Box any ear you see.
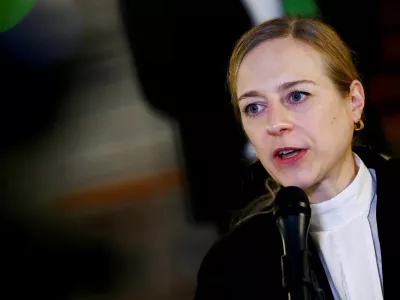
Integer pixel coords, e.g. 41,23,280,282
349,80,365,122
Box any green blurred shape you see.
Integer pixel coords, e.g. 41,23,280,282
0,0,37,32
282,0,318,16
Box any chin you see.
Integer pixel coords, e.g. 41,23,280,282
274,173,315,191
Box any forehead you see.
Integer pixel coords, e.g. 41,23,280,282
237,38,327,93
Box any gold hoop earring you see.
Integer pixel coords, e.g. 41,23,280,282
354,119,364,131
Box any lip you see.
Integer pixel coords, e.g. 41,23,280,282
273,148,307,165
273,147,304,157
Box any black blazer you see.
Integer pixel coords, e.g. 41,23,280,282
194,148,400,299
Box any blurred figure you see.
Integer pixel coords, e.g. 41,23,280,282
0,1,125,299
119,0,261,234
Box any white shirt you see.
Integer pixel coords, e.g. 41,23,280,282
309,154,383,300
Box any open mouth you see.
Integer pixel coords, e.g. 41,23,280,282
277,149,301,159
274,148,307,164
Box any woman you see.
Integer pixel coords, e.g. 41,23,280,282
194,17,400,300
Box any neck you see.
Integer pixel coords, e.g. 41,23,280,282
306,148,358,204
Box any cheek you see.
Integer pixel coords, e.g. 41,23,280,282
330,112,354,136
242,121,266,150
314,114,353,152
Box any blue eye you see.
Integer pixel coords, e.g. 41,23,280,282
289,91,309,103
245,104,264,116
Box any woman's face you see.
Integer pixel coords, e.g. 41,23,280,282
236,38,365,200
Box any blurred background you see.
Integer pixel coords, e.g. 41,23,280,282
0,0,399,299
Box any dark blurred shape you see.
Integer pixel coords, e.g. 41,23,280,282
0,0,82,67
0,41,71,153
316,0,390,154
368,0,400,154
0,208,125,300
0,51,71,154
119,0,256,233
0,0,82,152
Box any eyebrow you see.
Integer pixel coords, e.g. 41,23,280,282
238,80,316,101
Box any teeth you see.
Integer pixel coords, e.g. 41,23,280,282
279,149,295,155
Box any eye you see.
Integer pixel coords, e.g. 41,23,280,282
244,103,264,116
288,91,309,103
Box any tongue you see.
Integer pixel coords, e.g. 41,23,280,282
282,150,300,159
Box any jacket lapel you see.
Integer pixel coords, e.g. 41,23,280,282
309,237,335,299
356,147,399,299
372,155,398,299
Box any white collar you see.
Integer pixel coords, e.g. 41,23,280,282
310,153,374,232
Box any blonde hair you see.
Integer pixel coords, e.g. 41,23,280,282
229,17,363,228
231,177,280,228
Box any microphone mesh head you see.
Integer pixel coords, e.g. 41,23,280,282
274,186,311,218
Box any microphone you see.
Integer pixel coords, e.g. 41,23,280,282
273,186,315,300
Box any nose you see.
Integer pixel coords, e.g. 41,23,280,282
266,104,293,136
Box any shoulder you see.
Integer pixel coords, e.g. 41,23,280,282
355,147,400,212
374,155,400,180
197,212,278,271
355,147,400,195
354,146,400,173
194,213,284,299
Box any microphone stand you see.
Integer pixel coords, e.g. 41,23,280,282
273,186,327,300
280,249,326,300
